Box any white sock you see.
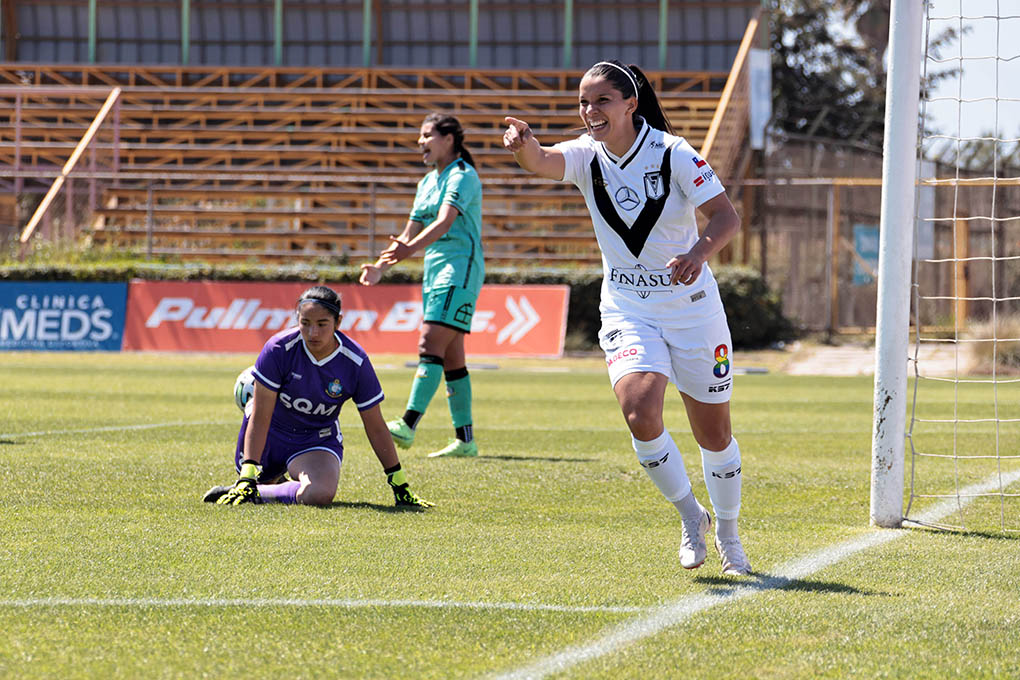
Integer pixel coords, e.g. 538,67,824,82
700,437,742,530
672,491,705,522
633,430,692,503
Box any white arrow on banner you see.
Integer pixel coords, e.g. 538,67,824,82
497,296,540,345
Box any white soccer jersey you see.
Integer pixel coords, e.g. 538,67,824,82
555,119,727,328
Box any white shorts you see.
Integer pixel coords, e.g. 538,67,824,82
598,311,734,403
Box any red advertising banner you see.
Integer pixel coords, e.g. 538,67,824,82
123,280,569,357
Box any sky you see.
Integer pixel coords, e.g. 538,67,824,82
922,0,1020,140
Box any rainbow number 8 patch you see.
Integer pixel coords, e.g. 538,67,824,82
713,344,730,378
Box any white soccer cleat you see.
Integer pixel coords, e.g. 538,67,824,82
678,507,711,569
714,536,752,576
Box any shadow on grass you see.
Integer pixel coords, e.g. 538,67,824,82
0,439,21,445
906,524,1020,542
471,455,596,463
330,500,428,513
695,573,889,597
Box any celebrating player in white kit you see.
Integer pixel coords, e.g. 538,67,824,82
503,59,750,575
204,285,432,509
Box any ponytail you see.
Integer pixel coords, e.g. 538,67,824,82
422,112,476,170
628,64,674,135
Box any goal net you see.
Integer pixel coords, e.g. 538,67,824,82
873,0,1020,532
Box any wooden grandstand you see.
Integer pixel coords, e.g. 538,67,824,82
4,50,758,264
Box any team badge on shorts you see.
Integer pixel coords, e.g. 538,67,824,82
326,379,343,398
713,344,731,378
454,302,474,326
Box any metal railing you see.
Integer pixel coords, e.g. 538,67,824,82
13,86,121,258
701,12,761,183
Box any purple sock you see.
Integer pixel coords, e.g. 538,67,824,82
257,481,300,504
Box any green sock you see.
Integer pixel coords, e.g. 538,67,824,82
406,355,444,417
445,368,473,439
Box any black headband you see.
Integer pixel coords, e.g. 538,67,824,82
297,297,341,315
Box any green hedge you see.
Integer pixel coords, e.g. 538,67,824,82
0,261,794,349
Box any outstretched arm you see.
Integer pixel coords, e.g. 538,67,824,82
378,204,460,267
502,116,566,180
360,219,424,285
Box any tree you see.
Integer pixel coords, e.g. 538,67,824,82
770,0,958,149
928,130,1020,172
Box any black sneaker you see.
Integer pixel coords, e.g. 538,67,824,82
202,485,231,503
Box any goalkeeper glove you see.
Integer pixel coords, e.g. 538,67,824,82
216,461,262,505
385,464,434,508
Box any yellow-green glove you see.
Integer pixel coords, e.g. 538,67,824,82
216,461,262,505
385,464,434,508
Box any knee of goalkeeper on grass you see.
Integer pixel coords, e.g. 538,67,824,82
204,285,433,509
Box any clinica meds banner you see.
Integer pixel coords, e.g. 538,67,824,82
0,282,128,351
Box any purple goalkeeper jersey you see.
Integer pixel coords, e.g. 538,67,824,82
251,327,384,436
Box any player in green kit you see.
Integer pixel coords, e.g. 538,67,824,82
360,113,484,458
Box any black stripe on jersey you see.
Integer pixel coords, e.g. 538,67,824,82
589,146,672,258
618,126,650,170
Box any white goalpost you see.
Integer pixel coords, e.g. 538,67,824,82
870,0,923,528
871,0,1020,532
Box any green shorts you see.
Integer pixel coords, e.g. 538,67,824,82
423,285,479,333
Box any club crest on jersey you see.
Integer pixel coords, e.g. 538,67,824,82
325,379,343,398
643,171,665,200
614,186,640,211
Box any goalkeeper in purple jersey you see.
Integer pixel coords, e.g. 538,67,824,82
204,285,432,508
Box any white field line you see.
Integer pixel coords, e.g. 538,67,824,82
2,422,881,439
489,467,1020,680
0,421,230,438
0,468,1014,672
0,597,643,615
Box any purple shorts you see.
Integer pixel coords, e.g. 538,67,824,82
234,414,344,481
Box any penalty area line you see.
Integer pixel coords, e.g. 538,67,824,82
0,597,644,615
488,467,1020,680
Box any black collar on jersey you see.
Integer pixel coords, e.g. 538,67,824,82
589,145,672,258
618,126,651,170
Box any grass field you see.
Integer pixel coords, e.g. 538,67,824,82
1,351,1019,679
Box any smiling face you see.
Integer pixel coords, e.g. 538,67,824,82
578,74,638,155
417,121,456,169
297,301,340,359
